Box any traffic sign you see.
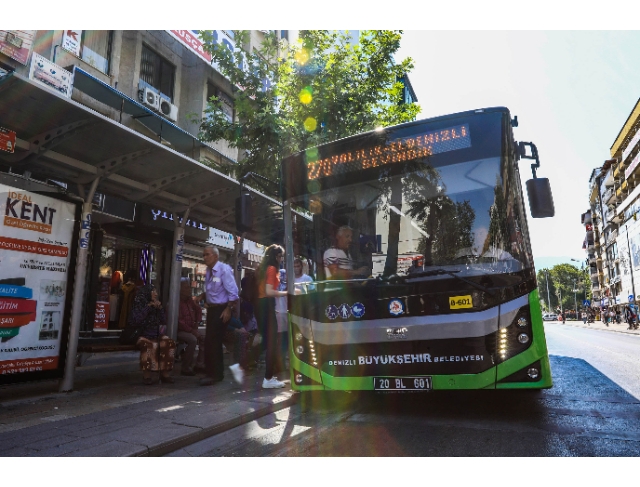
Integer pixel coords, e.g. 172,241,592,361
583,299,591,306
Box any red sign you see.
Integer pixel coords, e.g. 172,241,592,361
94,301,109,330
585,223,593,231
0,127,16,154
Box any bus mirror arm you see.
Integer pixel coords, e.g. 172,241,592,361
517,141,540,179
518,141,555,218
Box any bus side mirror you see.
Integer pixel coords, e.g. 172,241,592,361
235,193,253,233
526,178,555,218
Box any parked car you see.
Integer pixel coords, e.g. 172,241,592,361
543,313,558,321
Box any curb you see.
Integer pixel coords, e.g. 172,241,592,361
138,390,300,457
550,320,640,337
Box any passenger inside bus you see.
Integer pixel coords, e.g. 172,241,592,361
323,225,370,280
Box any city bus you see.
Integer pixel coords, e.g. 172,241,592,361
279,107,555,391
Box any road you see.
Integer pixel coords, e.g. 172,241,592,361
167,322,640,456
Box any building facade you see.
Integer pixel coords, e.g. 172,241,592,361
0,30,280,333
584,97,640,312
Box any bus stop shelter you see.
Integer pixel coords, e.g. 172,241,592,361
0,72,283,391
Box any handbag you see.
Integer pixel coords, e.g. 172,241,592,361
119,325,144,345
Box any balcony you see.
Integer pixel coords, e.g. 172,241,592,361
613,163,623,180
582,212,593,225
603,187,616,205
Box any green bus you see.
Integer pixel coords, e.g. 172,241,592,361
280,107,554,391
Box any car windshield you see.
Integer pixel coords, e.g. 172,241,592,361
290,155,532,291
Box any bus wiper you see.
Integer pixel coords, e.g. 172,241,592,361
387,268,496,295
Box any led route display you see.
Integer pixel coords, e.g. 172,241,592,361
307,124,471,180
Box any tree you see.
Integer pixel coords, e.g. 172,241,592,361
197,30,420,184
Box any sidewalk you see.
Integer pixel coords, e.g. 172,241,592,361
547,318,640,336
0,351,296,456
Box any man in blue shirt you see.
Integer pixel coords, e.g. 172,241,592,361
194,246,240,386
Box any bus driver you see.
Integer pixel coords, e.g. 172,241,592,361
323,225,370,279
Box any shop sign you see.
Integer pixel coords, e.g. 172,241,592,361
0,127,16,154
0,184,77,379
0,30,36,65
61,30,82,57
207,228,234,250
150,208,207,231
167,30,239,81
28,53,73,98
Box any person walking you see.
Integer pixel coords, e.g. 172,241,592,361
582,310,587,324
256,244,287,389
194,246,240,386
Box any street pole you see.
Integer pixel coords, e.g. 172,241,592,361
573,279,578,320
545,270,551,312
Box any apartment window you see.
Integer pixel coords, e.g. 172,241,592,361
206,83,234,123
140,45,175,101
81,31,112,74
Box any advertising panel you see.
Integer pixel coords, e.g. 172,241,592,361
28,53,73,98
0,30,36,65
0,126,16,154
0,184,77,379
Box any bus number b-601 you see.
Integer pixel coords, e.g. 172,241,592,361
374,377,432,391
449,295,473,309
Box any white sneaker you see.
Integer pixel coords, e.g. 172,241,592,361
229,363,244,385
262,377,285,389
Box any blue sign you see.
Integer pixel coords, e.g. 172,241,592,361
337,303,351,320
325,305,338,320
583,299,591,306
351,302,365,318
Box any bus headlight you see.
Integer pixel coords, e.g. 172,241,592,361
296,345,305,355
517,333,529,344
295,332,303,341
295,374,304,384
517,317,528,328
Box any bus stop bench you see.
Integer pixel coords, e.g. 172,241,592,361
75,337,188,366
76,338,138,366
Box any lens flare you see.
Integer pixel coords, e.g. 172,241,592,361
304,117,317,132
295,48,310,65
299,87,313,105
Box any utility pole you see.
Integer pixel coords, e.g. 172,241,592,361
545,269,552,312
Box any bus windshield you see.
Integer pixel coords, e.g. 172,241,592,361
285,109,533,292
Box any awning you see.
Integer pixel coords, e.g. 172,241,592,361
72,68,231,159
0,72,283,244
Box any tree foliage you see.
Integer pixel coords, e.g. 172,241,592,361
197,30,420,185
537,263,590,312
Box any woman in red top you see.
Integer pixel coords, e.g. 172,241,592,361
256,244,287,389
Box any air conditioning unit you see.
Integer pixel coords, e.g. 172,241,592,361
139,87,159,111
158,97,178,122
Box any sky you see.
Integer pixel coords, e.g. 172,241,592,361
395,30,640,268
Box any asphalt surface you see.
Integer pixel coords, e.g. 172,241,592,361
3,318,640,457
176,320,640,457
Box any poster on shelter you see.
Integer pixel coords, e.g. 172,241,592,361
0,184,76,376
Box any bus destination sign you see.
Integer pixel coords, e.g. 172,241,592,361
307,124,471,180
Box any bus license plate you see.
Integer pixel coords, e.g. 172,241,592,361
374,377,432,391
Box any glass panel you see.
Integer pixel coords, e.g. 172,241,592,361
81,30,111,74
291,155,529,293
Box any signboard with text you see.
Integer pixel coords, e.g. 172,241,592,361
0,184,77,381
61,30,82,57
0,30,36,65
28,53,73,98
0,127,16,154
